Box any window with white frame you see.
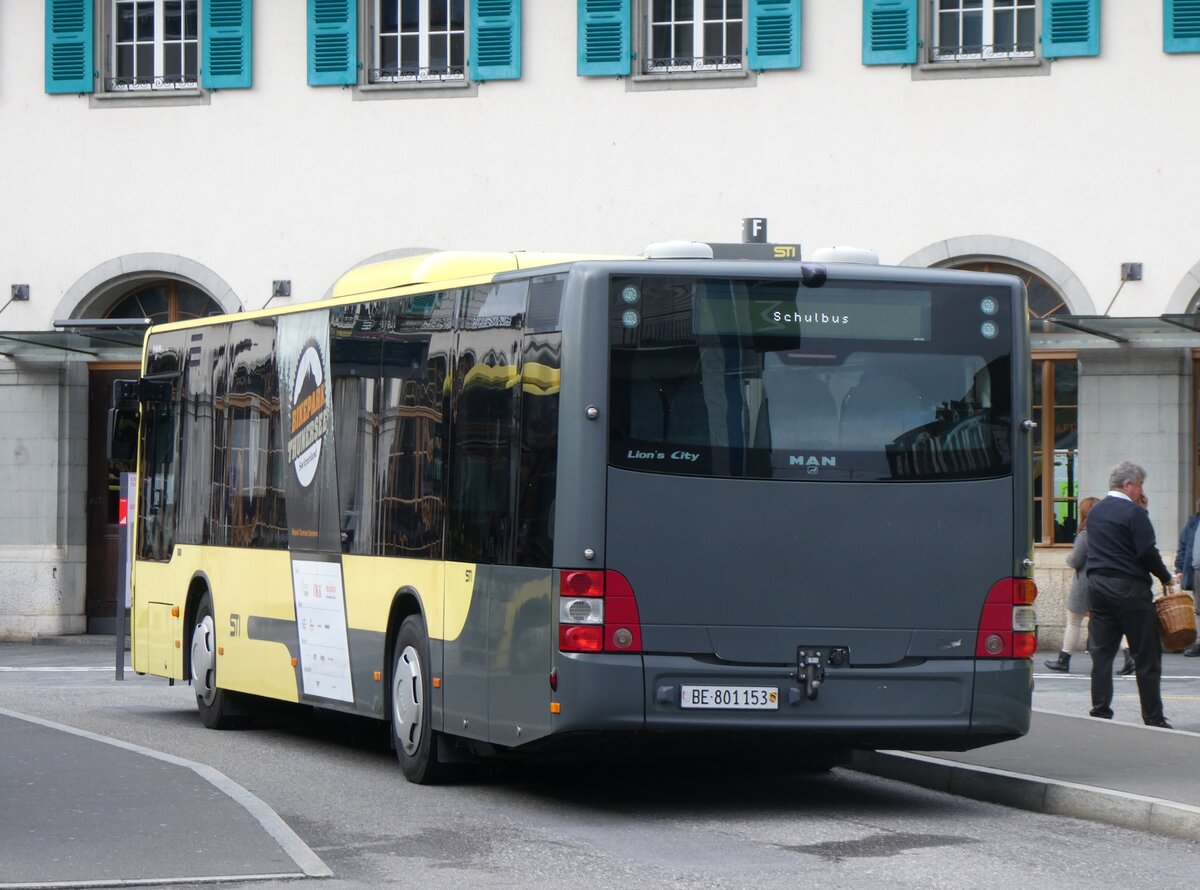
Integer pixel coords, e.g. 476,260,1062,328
932,0,1035,62
371,0,466,83
645,0,744,73
109,0,199,90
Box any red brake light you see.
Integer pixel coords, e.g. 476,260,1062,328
562,570,603,597
560,625,603,652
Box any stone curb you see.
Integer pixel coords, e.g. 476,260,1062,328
848,750,1200,842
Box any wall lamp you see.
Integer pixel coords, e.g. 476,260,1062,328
272,279,292,298
11,284,29,301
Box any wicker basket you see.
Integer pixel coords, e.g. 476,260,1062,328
1156,592,1198,650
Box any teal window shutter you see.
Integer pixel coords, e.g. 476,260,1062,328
470,0,521,80
748,0,801,70
578,0,630,76
1042,0,1099,59
203,0,252,89
862,0,917,66
1165,0,1200,53
309,0,358,85
45,0,93,94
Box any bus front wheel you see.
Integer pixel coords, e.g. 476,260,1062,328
391,615,447,784
191,592,237,730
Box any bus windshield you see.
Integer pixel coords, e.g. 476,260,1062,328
608,275,1013,481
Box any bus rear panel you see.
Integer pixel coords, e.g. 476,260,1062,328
549,262,1034,752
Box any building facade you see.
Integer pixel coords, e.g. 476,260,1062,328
2,0,1199,641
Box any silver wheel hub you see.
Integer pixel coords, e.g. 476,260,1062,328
393,644,424,756
191,614,217,706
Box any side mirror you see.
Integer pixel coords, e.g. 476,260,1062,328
107,405,138,468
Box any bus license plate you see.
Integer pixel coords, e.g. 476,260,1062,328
680,685,779,710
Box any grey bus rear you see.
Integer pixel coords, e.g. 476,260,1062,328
548,258,1035,753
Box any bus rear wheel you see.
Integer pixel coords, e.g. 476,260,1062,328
191,592,237,730
391,615,447,784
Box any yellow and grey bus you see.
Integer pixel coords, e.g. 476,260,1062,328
110,244,1038,783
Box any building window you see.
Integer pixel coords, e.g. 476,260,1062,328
108,0,199,90
932,0,1035,61
371,0,466,83
1032,355,1078,545
42,0,251,95
645,0,743,73
579,0,798,80
106,280,222,325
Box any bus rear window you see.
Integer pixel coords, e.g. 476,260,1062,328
608,275,1014,481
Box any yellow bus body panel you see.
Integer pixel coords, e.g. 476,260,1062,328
132,548,299,700
133,548,479,701
331,250,623,300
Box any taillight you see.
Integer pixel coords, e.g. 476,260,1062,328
976,578,1039,658
558,569,643,653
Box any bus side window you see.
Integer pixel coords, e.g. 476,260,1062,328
377,293,453,559
448,282,528,565
139,400,179,562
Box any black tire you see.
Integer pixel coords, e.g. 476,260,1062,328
190,592,237,730
391,615,447,784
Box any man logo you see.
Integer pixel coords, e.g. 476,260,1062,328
789,455,837,467
288,342,330,488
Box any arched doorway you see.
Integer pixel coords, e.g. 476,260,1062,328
86,280,223,633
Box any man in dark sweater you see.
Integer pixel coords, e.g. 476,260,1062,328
1085,460,1174,728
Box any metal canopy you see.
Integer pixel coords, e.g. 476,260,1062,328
1031,314,1200,349
0,319,148,361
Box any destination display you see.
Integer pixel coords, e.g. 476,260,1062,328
694,285,932,341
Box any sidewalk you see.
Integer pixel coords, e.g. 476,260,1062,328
0,709,328,886
850,649,1200,841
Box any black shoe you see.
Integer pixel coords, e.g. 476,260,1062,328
1044,652,1071,673
1146,719,1174,729
1090,708,1114,719
1184,642,1200,657
1119,649,1135,676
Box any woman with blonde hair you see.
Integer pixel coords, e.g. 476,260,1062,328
1045,496,1101,673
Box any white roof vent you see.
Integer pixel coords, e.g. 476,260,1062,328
643,240,715,259
808,246,880,265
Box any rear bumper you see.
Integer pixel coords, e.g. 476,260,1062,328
550,652,1031,752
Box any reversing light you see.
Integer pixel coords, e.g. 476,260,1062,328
1012,606,1037,633
622,310,639,328
980,321,998,340
560,597,604,624
980,296,999,316
621,286,640,304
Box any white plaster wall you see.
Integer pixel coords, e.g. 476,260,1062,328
1077,347,1192,545
0,366,87,639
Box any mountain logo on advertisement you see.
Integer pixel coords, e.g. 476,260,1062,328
288,341,329,488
